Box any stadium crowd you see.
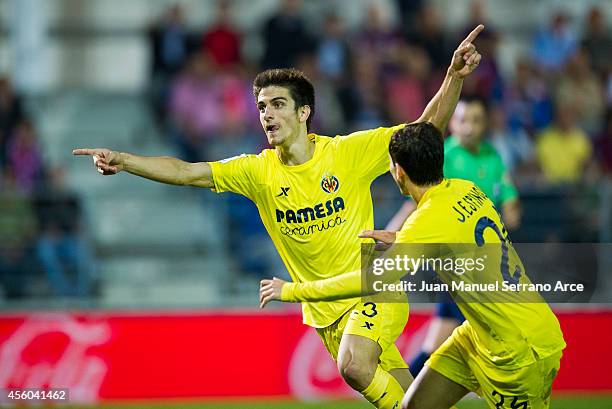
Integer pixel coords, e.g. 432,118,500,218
148,0,611,184
146,0,610,275
0,77,96,299
1,0,610,297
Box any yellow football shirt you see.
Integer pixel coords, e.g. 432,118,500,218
395,179,566,367
209,125,406,328
283,179,566,366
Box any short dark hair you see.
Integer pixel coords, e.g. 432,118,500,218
461,95,489,114
253,68,315,131
389,122,444,186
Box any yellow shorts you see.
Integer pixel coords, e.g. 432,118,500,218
317,299,409,372
427,321,562,409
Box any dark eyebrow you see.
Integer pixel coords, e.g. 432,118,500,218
257,96,287,106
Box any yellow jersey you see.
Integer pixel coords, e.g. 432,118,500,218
209,125,405,328
283,178,566,367
395,179,565,367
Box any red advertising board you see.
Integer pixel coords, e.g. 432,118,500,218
0,309,609,403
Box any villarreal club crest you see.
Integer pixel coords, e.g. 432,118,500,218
321,173,340,194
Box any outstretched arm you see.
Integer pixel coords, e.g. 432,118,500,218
72,148,214,188
260,230,401,307
413,24,484,133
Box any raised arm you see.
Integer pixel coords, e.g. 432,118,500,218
72,148,214,188
414,24,484,133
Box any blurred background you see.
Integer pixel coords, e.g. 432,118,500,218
0,0,611,407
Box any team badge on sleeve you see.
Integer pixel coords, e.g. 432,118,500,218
321,174,340,194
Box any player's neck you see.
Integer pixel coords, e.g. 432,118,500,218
408,181,441,205
276,131,315,166
409,186,430,205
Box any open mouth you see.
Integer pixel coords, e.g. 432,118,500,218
266,124,280,133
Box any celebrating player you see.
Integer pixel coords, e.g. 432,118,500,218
260,123,565,408
74,25,485,409
389,96,523,377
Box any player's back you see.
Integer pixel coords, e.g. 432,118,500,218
396,178,565,367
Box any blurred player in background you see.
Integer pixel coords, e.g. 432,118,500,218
382,95,521,377
74,25,484,409
261,121,564,409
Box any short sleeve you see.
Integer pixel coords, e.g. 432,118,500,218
208,154,264,201
336,124,406,181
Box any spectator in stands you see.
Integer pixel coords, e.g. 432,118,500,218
530,11,578,73
148,4,190,124
506,57,554,134
384,44,428,124
353,3,401,69
555,47,604,135
149,4,189,78
0,76,25,168
170,51,255,160
0,175,36,298
536,104,593,184
34,167,97,297
202,0,241,68
296,54,344,135
260,0,314,69
339,3,403,130
489,106,533,175
394,0,424,39
316,13,351,82
168,52,222,162
342,57,386,131
6,119,45,194
403,6,449,74
581,6,612,80
445,97,521,229
594,108,612,176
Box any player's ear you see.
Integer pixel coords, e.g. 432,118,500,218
395,163,407,181
299,105,311,123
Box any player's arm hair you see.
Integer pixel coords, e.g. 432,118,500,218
412,69,463,134
120,152,214,188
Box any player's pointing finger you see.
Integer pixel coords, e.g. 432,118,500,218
461,24,484,46
73,148,94,155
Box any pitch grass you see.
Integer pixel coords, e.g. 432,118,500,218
66,395,612,409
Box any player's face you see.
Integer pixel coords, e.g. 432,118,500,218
454,102,487,150
257,86,302,147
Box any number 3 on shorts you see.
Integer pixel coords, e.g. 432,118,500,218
362,302,378,318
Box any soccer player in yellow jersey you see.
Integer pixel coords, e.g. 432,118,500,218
260,122,566,408
74,25,485,408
